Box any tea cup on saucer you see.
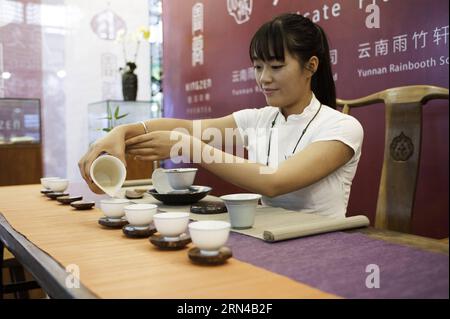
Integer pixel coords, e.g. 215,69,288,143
165,168,198,190
100,198,130,220
153,212,190,241
124,204,158,229
188,220,230,256
40,177,60,189
47,179,69,192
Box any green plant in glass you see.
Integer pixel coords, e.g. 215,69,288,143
99,105,129,133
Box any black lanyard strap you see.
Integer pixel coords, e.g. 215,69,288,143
266,103,322,166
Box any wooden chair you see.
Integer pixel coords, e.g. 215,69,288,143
337,85,449,233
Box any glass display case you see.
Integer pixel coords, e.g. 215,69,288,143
88,100,161,145
0,98,42,185
0,98,41,145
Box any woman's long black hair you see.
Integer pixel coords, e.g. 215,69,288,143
249,13,336,109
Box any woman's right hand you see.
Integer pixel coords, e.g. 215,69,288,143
78,126,127,193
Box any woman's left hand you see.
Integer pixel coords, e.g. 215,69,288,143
125,130,192,161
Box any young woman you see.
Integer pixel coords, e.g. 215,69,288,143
79,13,363,218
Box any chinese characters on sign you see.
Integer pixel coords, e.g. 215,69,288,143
232,67,256,83
192,3,204,67
101,53,120,99
188,4,211,116
230,48,339,96
356,25,449,78
185,78,212,115
358,25,449,58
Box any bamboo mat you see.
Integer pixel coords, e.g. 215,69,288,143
0,184,337,299
119,190,369,242
191,208,369,242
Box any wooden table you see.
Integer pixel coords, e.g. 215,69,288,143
0,184,448,299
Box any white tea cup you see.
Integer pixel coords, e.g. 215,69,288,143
41,177,60,189
165,168,198,190
188,221,230,256
220,193,261,229
100,198,130,220
153,212,190,241
47,178,69,192
124,204,158,228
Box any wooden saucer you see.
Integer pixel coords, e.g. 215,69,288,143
122,225,157,238
125,189,144,199
46,192,69,200
190,201,227,214
98,217,128,228
57,195,83,205
149,233,191,250
188,246,232,265
70,200,95,210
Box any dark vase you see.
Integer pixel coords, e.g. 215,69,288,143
122,62,138,101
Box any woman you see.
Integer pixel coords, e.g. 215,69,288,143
79,13,363,218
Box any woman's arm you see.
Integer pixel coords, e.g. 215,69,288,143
126,131,354,197
78,115,238,193
198,139,354,197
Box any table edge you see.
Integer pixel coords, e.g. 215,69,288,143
0,213,99,299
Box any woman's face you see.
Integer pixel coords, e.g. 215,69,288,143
253,50,312,110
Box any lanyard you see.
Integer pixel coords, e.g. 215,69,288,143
266,103,322,166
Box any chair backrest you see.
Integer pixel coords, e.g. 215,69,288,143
337,85,449,233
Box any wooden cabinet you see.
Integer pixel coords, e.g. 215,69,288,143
0,144,42,186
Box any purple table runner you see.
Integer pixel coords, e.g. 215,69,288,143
228,231,449,299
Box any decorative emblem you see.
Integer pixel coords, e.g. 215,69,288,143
390,132,414,162
227,0,253,25
91,9,126,40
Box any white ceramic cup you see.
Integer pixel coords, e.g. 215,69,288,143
47,178,69,192
90,155,126,197
220,193,262,229
153,212,190,241
124,204,158,228
188,220,231,256
165,168,198,190
100,198,130,220
40,177,60,189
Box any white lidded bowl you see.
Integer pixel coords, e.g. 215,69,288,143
153,212,190,240
188,220,230,256
220,193,261,229
40,177,60,189
46,178,69,192
100,198,130,219
124,204,158,227
165,168,198,190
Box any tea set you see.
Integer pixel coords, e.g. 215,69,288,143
40,154,262,265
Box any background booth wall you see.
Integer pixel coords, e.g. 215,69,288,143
162,0,449,238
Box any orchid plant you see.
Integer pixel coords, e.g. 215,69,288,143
116,26,151,69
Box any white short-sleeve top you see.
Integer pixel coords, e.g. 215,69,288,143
232,93,364,218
